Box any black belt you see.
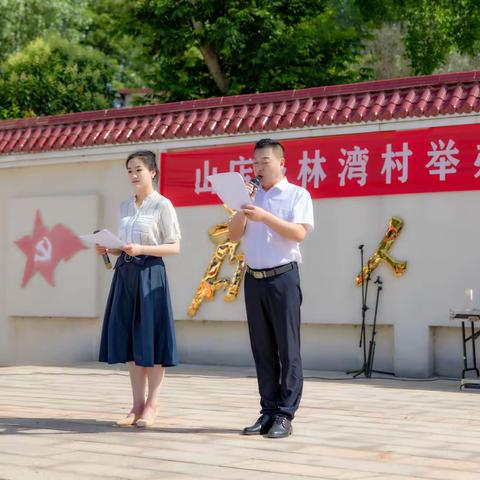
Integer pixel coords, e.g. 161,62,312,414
122,253,146,265
246,262,296,279
116,253,163,268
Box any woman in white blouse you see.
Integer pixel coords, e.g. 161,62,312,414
96,150,181,428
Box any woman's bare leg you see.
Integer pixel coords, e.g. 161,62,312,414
115,362,147,426
137,365,165,425
128,362,148,415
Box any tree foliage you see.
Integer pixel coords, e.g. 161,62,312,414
113,0,373,101
0,0,92,61
2,0,480,120
0,35,116,119
355,0,480,75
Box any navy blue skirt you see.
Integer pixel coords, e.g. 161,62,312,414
99,253,177,367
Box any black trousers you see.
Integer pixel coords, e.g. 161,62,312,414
244,264,303,419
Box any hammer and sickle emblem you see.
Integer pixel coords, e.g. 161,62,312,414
34,236,52,263
355,216,407,286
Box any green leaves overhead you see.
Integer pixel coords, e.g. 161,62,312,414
0,35,115,119
1,0,480,120
0,0,92,61
119,0,371,101
354,0,480,75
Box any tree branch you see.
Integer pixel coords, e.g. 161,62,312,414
191,18,229,94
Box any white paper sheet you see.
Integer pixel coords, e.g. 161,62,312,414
207,172,252,210
80,229,124,249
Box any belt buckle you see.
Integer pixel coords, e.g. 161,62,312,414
124,254,133,263
252,270,266,279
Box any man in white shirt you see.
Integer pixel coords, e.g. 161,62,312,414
229,138,314,438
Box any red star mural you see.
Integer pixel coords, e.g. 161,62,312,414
15,210,87,287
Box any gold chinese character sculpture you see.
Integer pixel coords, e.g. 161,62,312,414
356,216,407,286
188,206,246,316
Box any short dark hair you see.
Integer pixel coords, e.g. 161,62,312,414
254,138,285,158
126,150,159,186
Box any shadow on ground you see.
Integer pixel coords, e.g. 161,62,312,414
0,417,240,436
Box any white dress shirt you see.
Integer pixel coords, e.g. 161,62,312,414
118,191,181,246
242,177,314,269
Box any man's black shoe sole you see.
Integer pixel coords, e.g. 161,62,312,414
242,429,270,435
264,428,292,438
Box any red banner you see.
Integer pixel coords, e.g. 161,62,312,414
160,124,480,207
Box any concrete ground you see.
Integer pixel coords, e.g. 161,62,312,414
0,364,479,480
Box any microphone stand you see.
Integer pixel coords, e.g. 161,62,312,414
347,244,371,378
366,276,394,377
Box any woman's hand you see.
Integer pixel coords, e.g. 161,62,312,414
95,244,107,255
123,243,143,257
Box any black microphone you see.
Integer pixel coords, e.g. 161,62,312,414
248,175,261,196
94,230,112,270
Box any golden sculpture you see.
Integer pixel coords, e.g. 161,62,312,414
188,206,246,316
356,216,407,286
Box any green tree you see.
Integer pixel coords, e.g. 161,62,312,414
355,0,480,75
6,0,480,121
356,23,411,80
81,0,147,88
0,0,92,61
108,0,373,101
0,35,116,119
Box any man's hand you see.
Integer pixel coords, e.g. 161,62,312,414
123,243,143,256
245,182,256,197
242,206,308,242
241,204,268,222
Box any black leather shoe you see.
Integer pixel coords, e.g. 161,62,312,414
242,414,275,435
265,415,292,438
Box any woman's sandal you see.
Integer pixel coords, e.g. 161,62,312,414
136,412,156,428
115,413,141,427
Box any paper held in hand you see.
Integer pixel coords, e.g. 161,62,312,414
207,172,252,210
80,229,124,249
